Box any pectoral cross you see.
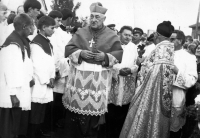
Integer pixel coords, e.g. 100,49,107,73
89,39,95,47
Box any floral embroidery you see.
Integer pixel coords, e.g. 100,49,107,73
62,65,112,116
176,74,185,86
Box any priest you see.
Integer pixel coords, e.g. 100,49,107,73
107,25,138,138
63,2,123,138
170,30,198,138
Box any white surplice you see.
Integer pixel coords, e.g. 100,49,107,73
143,43,155,58
0,45,33,110
171,49,198,131
30,43,55,103
109,42,138,105
172,49,198,108
113,42,138,75
49,27,71,93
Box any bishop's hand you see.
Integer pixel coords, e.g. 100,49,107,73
80,50,95,59
10,95,20,108
94,50,105,61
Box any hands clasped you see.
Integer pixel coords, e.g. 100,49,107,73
80,50,105,61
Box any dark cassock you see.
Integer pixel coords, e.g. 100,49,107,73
0,29,33,138
63,2,123,138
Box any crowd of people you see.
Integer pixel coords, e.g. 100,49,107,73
0,0,200,138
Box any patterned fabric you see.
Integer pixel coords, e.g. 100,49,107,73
120,40,175,138
109,74,137,106
63,50,117,116
62,65,112,116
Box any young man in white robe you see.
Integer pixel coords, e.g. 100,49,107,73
4,0,41,42
107,25,139,137
0,13,35,138
48,10,70,129
29,16,56,138
170,30,198,138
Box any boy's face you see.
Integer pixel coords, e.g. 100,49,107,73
22,23,35,37
44,25,55,37
29,8,40,20
54,17,62,28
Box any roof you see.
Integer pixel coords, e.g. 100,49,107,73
189,22,200,28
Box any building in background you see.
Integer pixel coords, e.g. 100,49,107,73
189,22,200,40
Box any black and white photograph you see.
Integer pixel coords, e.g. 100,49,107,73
0,0,200,138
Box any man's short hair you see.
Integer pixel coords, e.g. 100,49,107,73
23,0,41,13
7,13,16,25
13,13,33,31
37,16,56,30
174,30,186,45
61,8,73,20
119,26,133,34
48,10,63,19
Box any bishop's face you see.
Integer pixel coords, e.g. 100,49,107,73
90,12,105,30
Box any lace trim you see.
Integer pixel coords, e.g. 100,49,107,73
31,97,53,104
107,53,118,68
63,103,107,116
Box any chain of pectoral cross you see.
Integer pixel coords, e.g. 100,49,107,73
88,26,106,49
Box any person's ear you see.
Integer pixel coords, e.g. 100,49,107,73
179,39,182,45
28,7,33,13
103,16,106,22
22,24,27,30
42,25,46,31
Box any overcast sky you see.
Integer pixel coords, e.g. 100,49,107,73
3,0,200,35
